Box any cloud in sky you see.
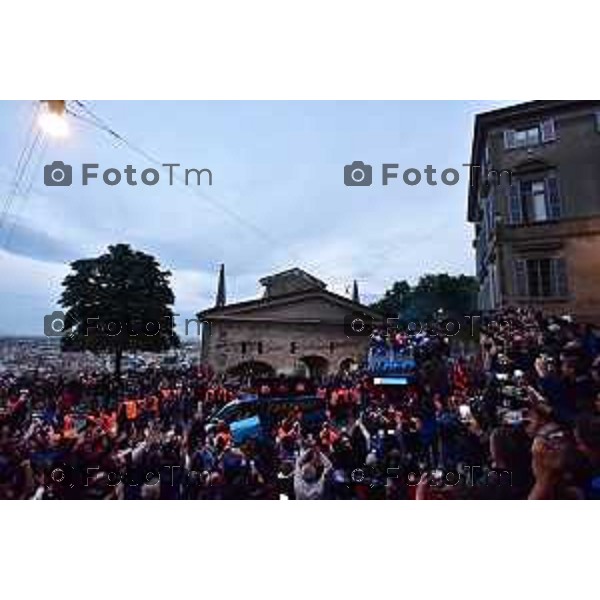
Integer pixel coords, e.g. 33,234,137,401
0,100,512,336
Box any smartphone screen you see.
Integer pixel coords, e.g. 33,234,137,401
458,405,471,420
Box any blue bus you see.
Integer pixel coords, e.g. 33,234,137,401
207,395,327,443
368,346,417,386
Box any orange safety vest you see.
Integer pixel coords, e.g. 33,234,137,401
102,412,117,433
64,414,74,433
125,400,138,420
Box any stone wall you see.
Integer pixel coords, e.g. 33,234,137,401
202,319,370,375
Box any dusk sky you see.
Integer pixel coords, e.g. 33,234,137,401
0,100,514,336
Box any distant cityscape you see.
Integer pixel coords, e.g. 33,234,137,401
0,336,200,377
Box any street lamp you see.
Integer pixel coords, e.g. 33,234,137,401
38,100,69,138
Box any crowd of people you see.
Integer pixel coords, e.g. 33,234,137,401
1,306,599,500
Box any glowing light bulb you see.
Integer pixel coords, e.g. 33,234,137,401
38,110,69,138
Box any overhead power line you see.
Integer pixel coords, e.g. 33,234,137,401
2,134,48,251
67,101,299,262
0,102,44,244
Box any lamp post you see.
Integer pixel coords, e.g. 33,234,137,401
38,100,69,138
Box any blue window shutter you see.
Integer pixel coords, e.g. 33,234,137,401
504,129,516,149
509,182,522,224
546,175,561,219
551,258,568,297
541,118,556,143
514,259,527,297
481,197,488,232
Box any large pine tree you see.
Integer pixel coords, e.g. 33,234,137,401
60,244,179,375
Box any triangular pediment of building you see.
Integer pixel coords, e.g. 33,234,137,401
200,290,380,322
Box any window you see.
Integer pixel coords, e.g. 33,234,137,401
515,126,539,148
527,259,552,297
504,118,556,149
329,341,335,354
513,258,568,298
530,181,547,221
241,342,247,355
518,180,549,222
290,342,297,354
257,342,263,354
508,174,561,224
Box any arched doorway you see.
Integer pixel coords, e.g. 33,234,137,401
226,360,275,381
298,355,329,379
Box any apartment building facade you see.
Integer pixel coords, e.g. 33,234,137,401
468,100,600,321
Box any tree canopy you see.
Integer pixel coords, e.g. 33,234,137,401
60,243,179,374
370,273,478,320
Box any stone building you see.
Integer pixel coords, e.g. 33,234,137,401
198,267,382,378
468,100,600,320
